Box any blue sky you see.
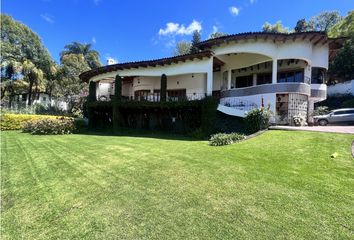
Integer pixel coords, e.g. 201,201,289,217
2,0,353,64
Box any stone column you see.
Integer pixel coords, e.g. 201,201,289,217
227,69,232,89
253,73,257,86
272,59,278,84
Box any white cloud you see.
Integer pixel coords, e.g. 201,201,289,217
250,0,255,4
212,25,218,33
105,55,118,65
40,13,54,23
158,20,202,36
229,6,240,16
92,37,96,44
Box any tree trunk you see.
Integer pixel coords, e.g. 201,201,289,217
27,80,34,106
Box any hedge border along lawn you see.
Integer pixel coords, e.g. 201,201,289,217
0,113,68,131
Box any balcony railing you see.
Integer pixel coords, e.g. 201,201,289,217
98,93,208,102
219,97,258,111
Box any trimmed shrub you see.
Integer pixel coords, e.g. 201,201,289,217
342,98,354,108
22,117,76,135
88,81,97,102
160,74,167,102
209,132,246,146
312,106,330,116
0,113,59,130
245,108,271,134
201,96,218,136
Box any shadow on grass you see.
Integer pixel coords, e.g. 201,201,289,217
77,128,204,142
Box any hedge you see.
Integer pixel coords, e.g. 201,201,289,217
22,117,76,135
0,113,61,131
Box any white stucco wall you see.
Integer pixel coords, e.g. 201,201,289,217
327,80,354,96
132,73,207,95
212,39,329,69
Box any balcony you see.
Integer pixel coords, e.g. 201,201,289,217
221,82,311,98
97,93,208,102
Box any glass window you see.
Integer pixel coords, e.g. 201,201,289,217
278,70,304,83
294,71,303,82
257,73,272,85
42,97,46,101
346,110,354,114
236,75,253,88
333,111,345,115
311,67,326,84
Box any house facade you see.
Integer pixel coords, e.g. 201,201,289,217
80,32,343,125
12,92,69,111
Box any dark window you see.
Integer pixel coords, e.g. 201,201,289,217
311,67,326,84
277,70,304,83
346,110,354,114
333,111,345,115
42,97,46,101
257,73,272,85
21,94,27,101
236,75,253,88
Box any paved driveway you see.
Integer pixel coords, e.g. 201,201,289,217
269,125,354,134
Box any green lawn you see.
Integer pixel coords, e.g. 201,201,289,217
1,130,353,239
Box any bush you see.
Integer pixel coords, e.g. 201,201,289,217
0,113,59,130
244,108,271,134
22,117,76,135
209,132,246,146
342,98,354,108
312,106,330,116
293,114,307,126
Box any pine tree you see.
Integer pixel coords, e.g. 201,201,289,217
190,30,201,54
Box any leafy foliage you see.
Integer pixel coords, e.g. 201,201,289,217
262,21,289,33
342,98,354,108
114,75,122,102
294,19,312,32
60,41,101,69
327,12,354,81
200,96,219,136
88,81,97,102
22,117,76,135
315,94,354,110
209,32,227,39
209,132,246,146
190,30,201,54
245,108,271,133
0,113,60,130
309,11,342,32
173,41,191,56
312,106,330,116
160,74,167,102
0,14,56,105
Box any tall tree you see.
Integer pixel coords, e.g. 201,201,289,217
328,11,354,82
22,60,44,106
0,14,54,105
328,11,354,37
308,11,342,32
190,30,201,54
294,19,312,32
262,21,289,33
60,42,101,69
173,41,191,56
57,54,90,111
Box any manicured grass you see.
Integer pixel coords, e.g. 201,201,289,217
1,130,353,239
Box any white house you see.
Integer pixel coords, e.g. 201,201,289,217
80,32,344,125
13,92,69,111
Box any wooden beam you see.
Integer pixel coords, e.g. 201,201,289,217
309,34,317,42
314,36,325,46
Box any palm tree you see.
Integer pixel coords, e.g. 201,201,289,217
22,60,44,106
0,60,21,107
60,42,101,69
